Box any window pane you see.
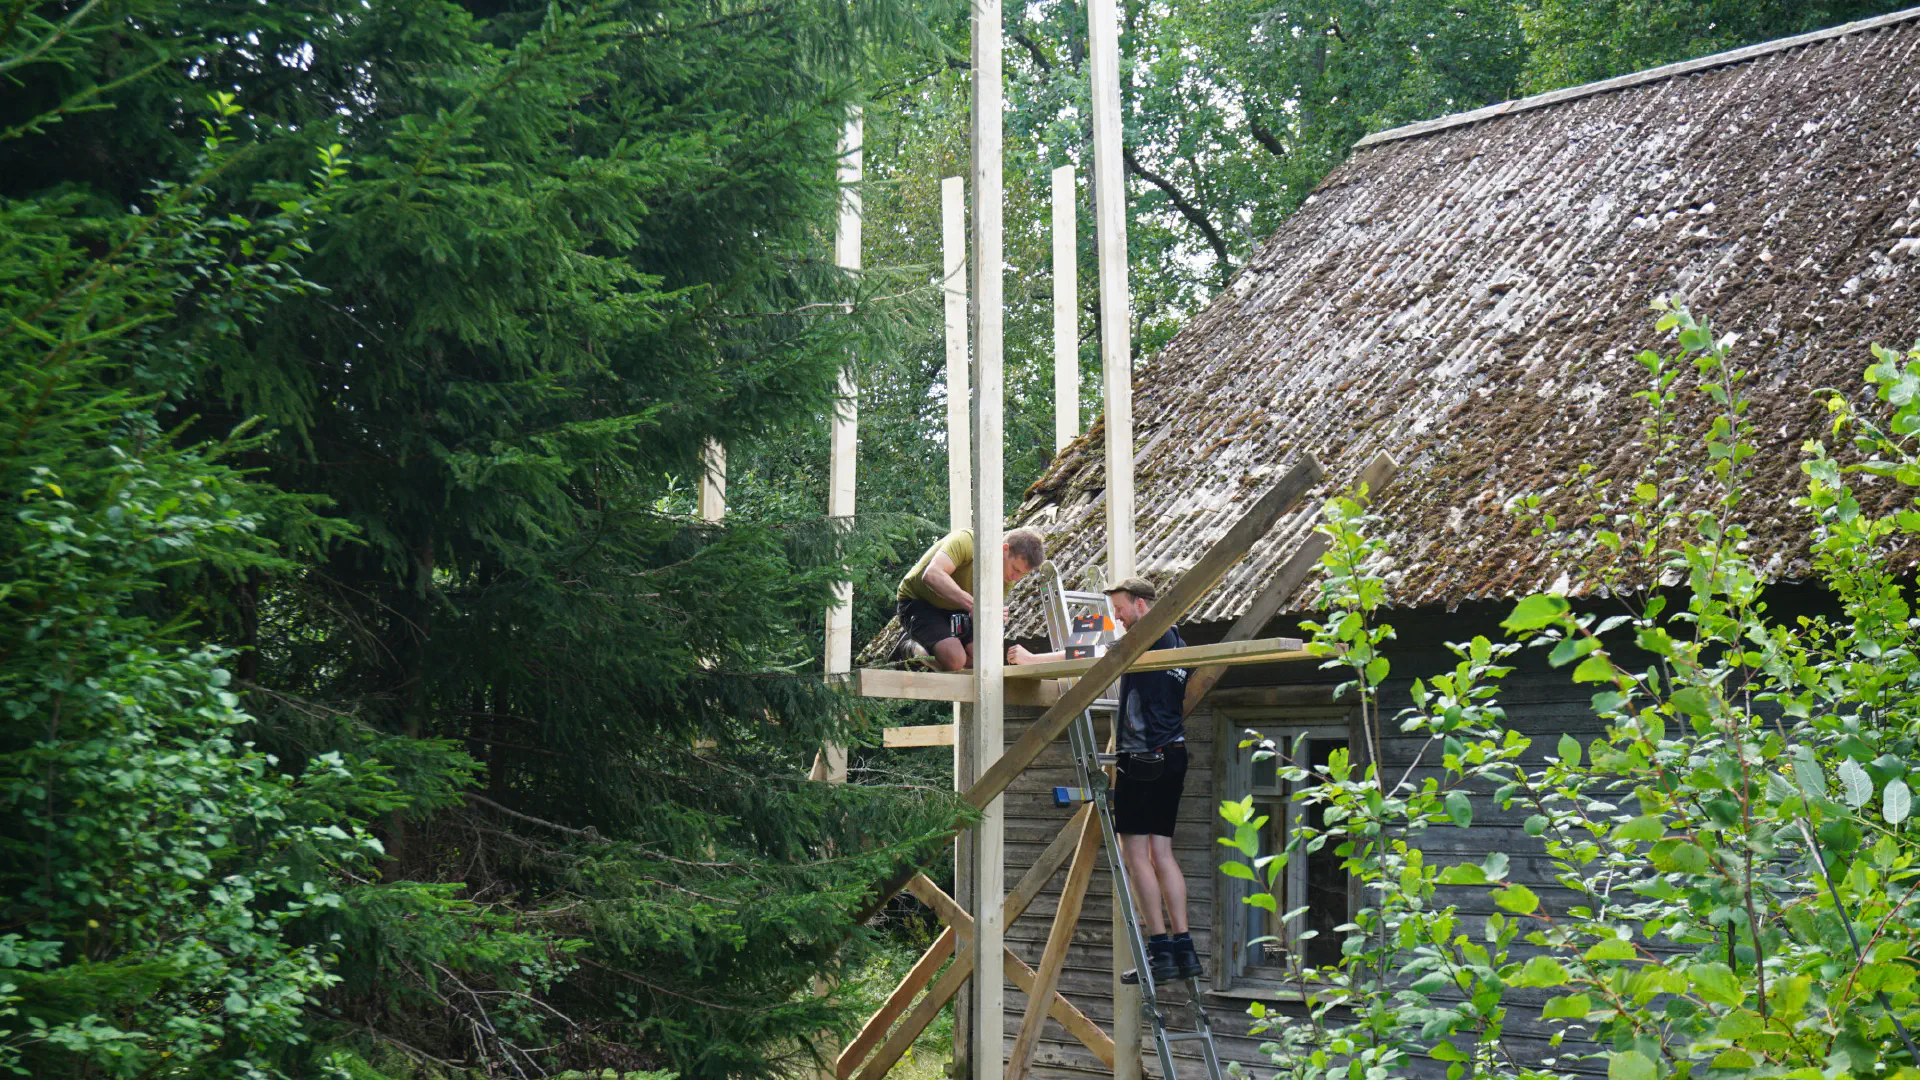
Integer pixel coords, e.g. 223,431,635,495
1222,720,1353,983
1302,737,1347,970
1248,797,1289,969
1251,747,1277,793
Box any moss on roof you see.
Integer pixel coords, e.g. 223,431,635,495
998,11,1920,639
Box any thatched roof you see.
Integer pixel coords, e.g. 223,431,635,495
1003,6,1920,637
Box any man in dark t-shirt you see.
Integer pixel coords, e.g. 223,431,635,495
1104,576,1200,983
1007,575,1200,983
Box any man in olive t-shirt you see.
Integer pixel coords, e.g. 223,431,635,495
894,526,1046,671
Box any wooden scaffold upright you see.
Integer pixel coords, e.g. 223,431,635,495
684,20,1374,1080
786,4,1400,1080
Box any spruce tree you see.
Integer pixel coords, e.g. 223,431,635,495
3,1,960,1075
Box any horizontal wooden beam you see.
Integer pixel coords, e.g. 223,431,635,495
882,723,957,748
1004,635,1309,680
857,668,1065,707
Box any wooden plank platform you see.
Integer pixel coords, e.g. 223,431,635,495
1002,636,1310,680
858,669,1067,707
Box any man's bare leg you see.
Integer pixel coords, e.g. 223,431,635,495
1149,835,1189,934
1121,834,1167,936
933,637,968,672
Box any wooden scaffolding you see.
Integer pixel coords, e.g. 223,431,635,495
698,4,1399,1077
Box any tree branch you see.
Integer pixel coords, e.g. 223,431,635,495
871,56,968,103
1246,115,1287,159
1011,30,1054,73
1122,145,1230,266
465,793,608,843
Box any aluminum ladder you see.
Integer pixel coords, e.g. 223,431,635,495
1039,565,1226,1080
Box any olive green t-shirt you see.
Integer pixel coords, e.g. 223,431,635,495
897,529,974,606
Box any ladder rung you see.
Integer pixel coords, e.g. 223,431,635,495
1163,1033,1216,1044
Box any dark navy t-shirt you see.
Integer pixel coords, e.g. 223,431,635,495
1117,626,1188,752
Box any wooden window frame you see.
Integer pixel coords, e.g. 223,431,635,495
1210,700,1359,997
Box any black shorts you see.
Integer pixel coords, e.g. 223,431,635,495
897,598,972,654
1113,744,1187,837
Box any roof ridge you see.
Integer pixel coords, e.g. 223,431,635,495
1353,5,1920,150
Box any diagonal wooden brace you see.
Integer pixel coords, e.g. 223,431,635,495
1005,793,1104,1080
856,454,1325,921
837,805,1093,1080
1183,450,1399,715
903,875,1115,1071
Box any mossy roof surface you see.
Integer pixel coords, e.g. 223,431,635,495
995,10,1920,640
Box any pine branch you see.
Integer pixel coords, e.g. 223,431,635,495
576,957,765,1013
0,0,102,74
622,5,780,40
466,793,608,843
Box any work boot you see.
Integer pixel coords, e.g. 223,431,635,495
1172,935,1203,981
1148,936,1178,983
1118,938,1179,985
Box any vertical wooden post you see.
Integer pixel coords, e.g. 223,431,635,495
698,439,726,523
944,176,972,538
1090,0,1133,587
822,111,862,785
942,172,976,1079
1052,164,1078,454
1088,0,1138,1074
812,109,863,1079
970,0,1006,1075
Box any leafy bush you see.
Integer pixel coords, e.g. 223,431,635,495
1226,303,1920,1080
0,84,378,1080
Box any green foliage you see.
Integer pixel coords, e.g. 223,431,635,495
1231,306,1920,1080
4,0,963,1075
1515,2,1906,92
0,36,377,1078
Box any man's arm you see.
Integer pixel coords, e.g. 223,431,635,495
919,552,973,612
1007,645,1065,665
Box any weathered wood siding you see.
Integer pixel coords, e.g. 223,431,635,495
997,702,1226,1079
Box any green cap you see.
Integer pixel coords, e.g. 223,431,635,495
1101,576,1157,602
